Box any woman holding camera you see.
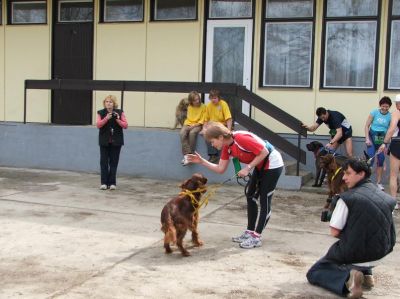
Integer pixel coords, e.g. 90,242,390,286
96,95,128,190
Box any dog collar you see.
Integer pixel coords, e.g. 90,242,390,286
331,167,342,182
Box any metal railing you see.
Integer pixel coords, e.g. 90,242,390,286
24,79,307,174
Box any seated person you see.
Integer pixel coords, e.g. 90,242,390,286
180,91,206,166
202,89,232,163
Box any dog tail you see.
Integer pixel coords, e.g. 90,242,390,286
161,207,177,244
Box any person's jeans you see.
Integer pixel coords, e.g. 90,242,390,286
306,256,373,296
179,125,202,155
100,144,122,186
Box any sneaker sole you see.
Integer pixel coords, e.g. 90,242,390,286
239,242,262,249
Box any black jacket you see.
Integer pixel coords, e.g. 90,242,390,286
326,179,396,264
97,108,124,146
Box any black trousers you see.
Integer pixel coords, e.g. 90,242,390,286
306,257,373,297
100,144,122,186
246,166,283,234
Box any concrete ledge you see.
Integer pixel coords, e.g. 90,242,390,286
0,122,305,189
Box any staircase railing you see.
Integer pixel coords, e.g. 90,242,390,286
24,79,307,174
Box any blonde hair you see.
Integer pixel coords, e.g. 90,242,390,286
187,91,200,105
103,95,118,108
204,122,232,141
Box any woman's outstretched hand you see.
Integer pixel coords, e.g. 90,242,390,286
186,152,203,164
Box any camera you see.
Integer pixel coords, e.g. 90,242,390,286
320,194,340,222
111,111,118,119
320,209,332,222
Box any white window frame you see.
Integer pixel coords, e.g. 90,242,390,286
58,0,92,23
11,1,47,24
103,0,143,22
208,0,253,19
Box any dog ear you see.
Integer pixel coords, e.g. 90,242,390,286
180,179,190,189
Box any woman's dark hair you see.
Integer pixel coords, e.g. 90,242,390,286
316,107,327,117
379,96,392,107
342,158,371,179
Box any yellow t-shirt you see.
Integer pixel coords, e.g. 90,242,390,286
184,103,206,126
205,99,232,125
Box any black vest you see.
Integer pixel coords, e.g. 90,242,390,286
98,108,124,146
326,180,396,264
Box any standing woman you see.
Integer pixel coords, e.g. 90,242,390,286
96,95,128,190
187,122,284,249
364,96,392,190
379,94,400,209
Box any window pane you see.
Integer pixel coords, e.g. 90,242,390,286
59,1,92,22
105,0,142,22
266,0,313,18
155,0,196,20
209,0,252,18
12,1,46,24
327,0,378,17
393,0,400,16
389,20,400,89
212,27,244,84
264,22,312,87
324,21,377,88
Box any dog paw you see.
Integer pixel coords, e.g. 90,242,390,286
181,251,191,257
193,240,204,247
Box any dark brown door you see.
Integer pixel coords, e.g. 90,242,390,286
52,1,93,125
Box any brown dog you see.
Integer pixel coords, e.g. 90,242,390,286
173,98,189,128
161,173,208,256
319,154,348,208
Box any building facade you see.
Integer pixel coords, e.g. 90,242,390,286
0,0,399,138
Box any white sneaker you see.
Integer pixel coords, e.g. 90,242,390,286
109,185,116,190
395,203,399,210
100,184,107,190
239,235,262,249
377,183,384,191
181,155,190,166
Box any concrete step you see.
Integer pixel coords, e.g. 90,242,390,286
284,160,313,184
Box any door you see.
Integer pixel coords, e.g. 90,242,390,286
52,0,93,125
205,19,253,115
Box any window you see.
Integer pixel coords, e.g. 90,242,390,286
9,0,47,24
209,0,252,19
58,0,92,22
322,0,379,89
153,0,196,21
261,0,314,88
103,0,143,22
387,0,400,90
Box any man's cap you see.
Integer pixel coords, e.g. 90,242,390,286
396,94,400,102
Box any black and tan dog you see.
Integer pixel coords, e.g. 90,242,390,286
306,141,330,187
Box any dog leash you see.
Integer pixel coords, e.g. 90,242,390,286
180,174,239,213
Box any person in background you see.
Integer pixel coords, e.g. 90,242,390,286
307,158,396,298
364,96,392,191
202,89,232,163
379,94,400,209
180,91,206,166
187,122,284,249
96,95,128,190
303,107,353,157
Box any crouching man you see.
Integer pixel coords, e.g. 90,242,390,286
306,158,396,298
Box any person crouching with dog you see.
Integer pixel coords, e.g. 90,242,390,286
307,158,396,299
96,95,128,190
180,91,206,166
187,122,284,249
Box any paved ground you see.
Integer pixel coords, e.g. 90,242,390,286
0,167,399,299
